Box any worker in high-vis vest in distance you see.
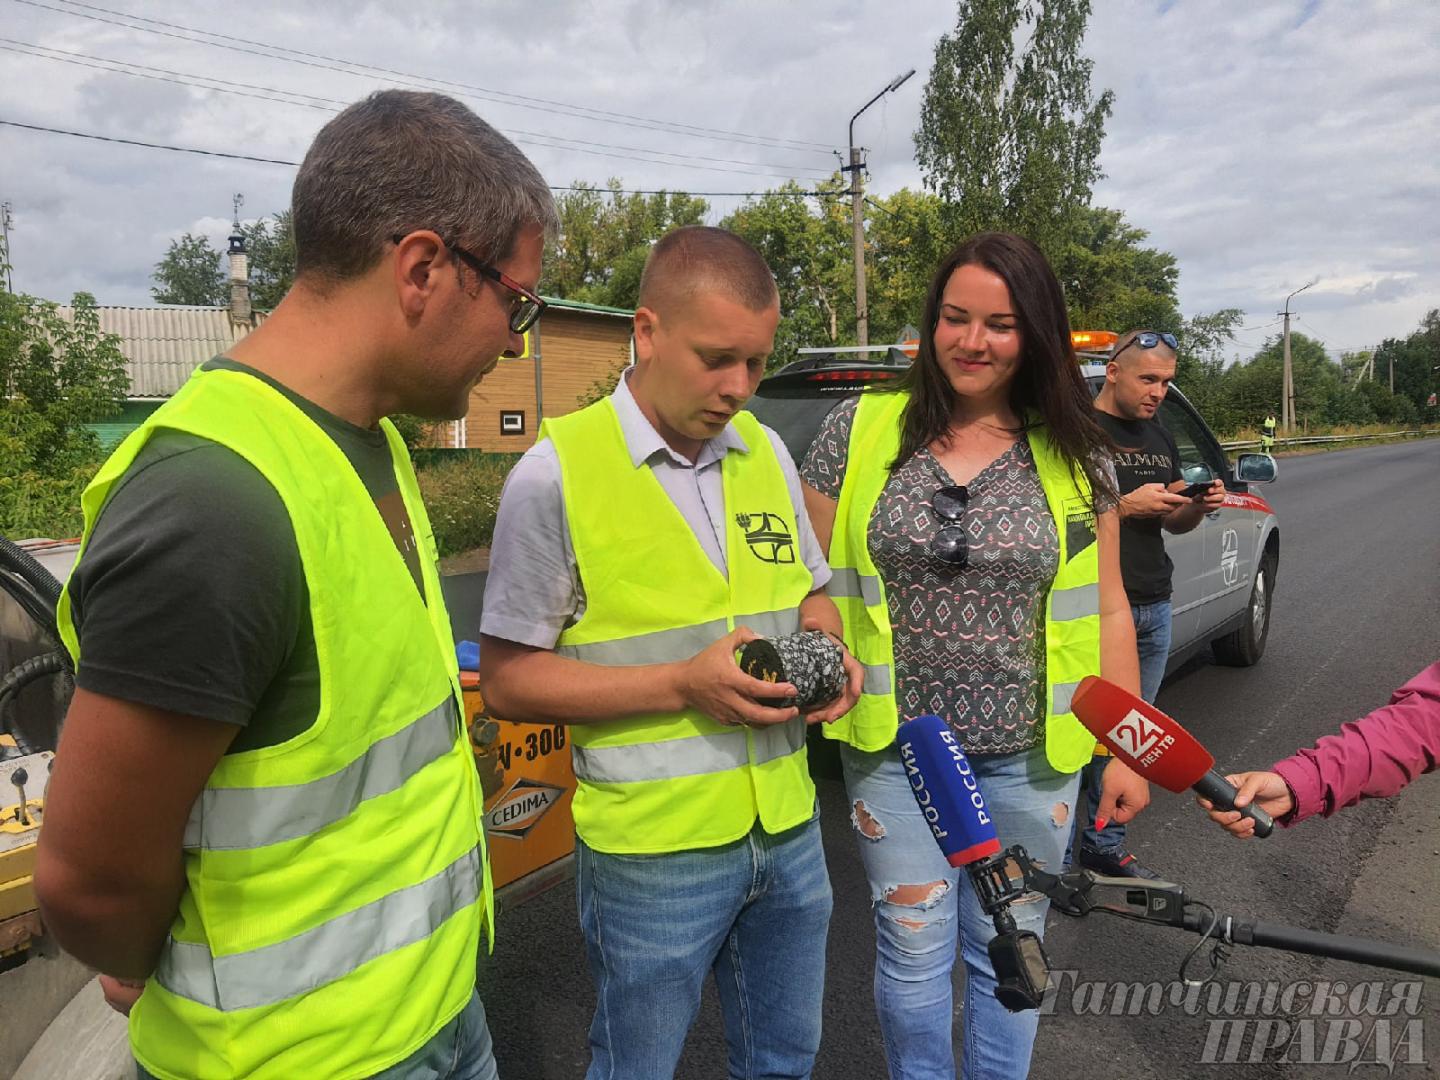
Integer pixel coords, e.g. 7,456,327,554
37,91,559,1080
479,225,864,1080
1261,412,1278,450
799,232,1150,1080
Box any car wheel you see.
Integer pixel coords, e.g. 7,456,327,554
1212,552,1274,666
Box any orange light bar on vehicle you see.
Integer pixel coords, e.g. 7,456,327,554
805,369,904,382
1071,330,1118,350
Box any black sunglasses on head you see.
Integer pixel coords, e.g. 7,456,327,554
930,484,969,566
1111,331,1178,363
391,233,546,335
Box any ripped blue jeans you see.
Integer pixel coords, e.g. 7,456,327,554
840,741,1080,1080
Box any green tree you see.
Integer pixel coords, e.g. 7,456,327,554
153,213,297,311
1,284,129,536
721,182,853,369
1339,349,1373,386
915,0,1113,260
866,188,947,345
1374,309,1440,415
152,233,226,306
1170,308,1243,429
1054,207,1182,336
242,211,297,310
544,180,709,309
1354,377,1418,425
1220,332,1355,432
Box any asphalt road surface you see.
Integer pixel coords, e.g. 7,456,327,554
476,437,1440,1079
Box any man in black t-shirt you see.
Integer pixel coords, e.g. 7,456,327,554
1074,330,1226,879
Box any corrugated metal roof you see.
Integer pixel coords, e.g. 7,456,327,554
54,305,266,398
63,300,627,399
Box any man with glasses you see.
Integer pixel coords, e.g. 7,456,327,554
1072,329,1227,878
479,225,862,1079
38,90,556,1079
393,233,548,336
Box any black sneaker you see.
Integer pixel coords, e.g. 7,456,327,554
1079,847,1161,880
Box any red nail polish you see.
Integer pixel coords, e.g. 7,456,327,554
1095,815,1109,831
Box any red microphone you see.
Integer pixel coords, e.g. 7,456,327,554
1070,676,1274,838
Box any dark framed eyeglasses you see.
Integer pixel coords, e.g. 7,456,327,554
391,233,546,335
930,484,969,566
1111,331,1179,363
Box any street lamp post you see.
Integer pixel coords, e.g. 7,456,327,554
846,68,915,350
1279,280,1314,433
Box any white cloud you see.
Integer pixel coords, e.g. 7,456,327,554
1,0,1435,355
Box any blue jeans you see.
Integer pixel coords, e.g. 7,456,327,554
576,810,832,1080
1076,599,1172,858
840,741,1081,1080
136,989,497,1080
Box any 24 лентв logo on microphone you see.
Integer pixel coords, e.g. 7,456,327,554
1105,708,1178,767
1107,708,1163,756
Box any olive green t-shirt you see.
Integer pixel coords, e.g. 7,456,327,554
68,358,424,753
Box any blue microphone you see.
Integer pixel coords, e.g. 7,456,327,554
897,714,1053,1011
896,714,1002,867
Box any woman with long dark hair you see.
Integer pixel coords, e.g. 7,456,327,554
801,232,1147,1079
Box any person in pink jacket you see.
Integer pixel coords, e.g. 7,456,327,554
1200,661,1440,838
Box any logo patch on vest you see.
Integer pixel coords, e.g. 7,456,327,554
1063,497,1096,561
484,778,565,840
735,511,796,564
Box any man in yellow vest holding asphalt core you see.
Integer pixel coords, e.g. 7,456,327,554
479,225,863,1080
36,91,558,1079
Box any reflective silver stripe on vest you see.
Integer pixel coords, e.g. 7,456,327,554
752,717,806,765
573,732,745,783
862,662,892,696
156,846,480,1012
1050,583,1100,622
826,567,883,607
1053,681,1081,716
558,619,727,666
183,697,457,851
557,608,800,666
572,719,805,785
734,609,801,638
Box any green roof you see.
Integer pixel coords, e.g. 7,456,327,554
540,296,633,317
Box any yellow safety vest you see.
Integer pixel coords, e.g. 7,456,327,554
822,391,1102,773
56,368,488,1080
544,400,816,854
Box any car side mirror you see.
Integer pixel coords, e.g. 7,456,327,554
1235,453,1277,483
1180,462,1216,485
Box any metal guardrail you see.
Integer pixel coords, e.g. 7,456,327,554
1219,429,1434,451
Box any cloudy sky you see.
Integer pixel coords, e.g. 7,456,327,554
2,0,1436,361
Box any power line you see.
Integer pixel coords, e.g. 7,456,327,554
0,117,303,164
1294,317,1329,346
9,0,834,155
1236,317,1283,333
0,40,338,111
0,118,842,199
2,38,835,180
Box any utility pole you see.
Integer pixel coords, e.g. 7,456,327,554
845,68,915,350
1279,280,1314,433
1,202,13,291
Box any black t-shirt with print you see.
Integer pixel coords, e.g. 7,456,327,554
1094,409,1183,604
67,357,424,753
